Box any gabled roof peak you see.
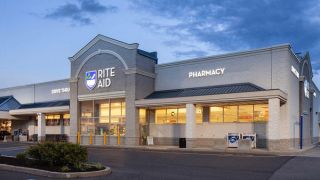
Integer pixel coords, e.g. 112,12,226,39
69,34,139,61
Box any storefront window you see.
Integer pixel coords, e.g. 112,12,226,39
178,108,186,123
0,120,11,132
210,106,223,123
209,104,269,123
80,99,126,136
196,107,203,123
110,101,121,123
224,106,238,122
139,108,147,124
167,108,178,123
155,108,184,124
63,114,70,126
155,109,166,124
239,105,253,122
45,114,60,126
81,101,93,117
94,100,109,123
254,104,269,121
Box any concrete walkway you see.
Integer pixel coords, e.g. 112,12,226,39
87,144,316,156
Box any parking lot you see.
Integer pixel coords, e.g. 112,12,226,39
0,143,319,179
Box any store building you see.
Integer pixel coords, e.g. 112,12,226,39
0,34,319,151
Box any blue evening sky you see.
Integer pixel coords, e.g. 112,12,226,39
1,0,320,88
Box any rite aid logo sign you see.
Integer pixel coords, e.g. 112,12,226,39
85,70,97,90
85,67,115,91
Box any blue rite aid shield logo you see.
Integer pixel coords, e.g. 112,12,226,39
228,135,239,144
85,70,97,91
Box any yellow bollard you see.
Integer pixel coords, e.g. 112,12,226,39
103,131,107,145
77,131,81,144
117,126,120,145
90,130,93,145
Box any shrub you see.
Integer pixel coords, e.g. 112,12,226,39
94,163,104,170
16,152,27,161
26,141,87,169
61,166,71,172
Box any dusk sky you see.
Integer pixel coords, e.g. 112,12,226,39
1,0,320,88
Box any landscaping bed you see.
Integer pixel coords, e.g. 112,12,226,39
0,141,106,173
0,156,104,172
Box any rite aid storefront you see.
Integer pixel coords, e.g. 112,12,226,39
0,35,319,151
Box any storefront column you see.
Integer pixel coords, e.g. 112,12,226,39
267,98,281,150
125,74,140,145
69,79,79,144
37,113,46,141
186,104,196,148
60,118,64,135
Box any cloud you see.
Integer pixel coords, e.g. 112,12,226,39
131,0,320,73
45,0,117,25
174,50,208,58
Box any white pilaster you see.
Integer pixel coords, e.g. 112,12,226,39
268,98,280,140
267,98,281,151
186,104,196,147
37,113,46,141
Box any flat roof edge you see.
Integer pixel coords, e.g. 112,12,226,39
156,44,291,68
0,79,70,91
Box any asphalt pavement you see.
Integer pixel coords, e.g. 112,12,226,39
0,143,319,180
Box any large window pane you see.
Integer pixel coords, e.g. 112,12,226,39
45,114,60,126
139,108,147,124
80,117,95,134
121,101,126,123
167,108,178,124
63,114,70,126
81,101,93,117
224,106,238,122
254,104,269,121
110,100,122,123
239,105,253,122
155,109,166,124
80,99,126,135
210,106,223,123
196,107,203,123
94,100,109,123
178,108,186,123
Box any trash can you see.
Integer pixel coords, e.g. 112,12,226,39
179,138,186,148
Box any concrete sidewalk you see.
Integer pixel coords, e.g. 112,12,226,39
2,141,318,157
86,144,317,156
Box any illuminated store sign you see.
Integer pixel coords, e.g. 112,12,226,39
51,88,70,94
85,67,115,91
188,68,225,78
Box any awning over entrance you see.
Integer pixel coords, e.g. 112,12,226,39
0,111,18,120
9,100,70,115
136,83,287,107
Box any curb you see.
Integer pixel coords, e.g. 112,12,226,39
86,144,317,157
0,163,111,178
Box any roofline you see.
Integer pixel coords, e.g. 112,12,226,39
19,99,70,106
147,82,265,94
0,79,70,91
69,34,139,62
9,106,69,115
156,43,291,68
136,89,287,107
311,80,320,92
